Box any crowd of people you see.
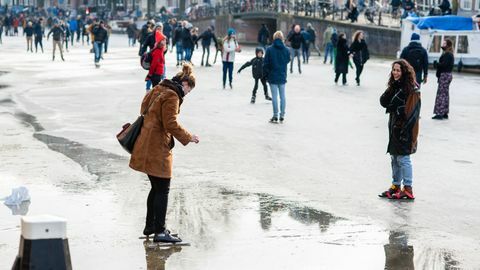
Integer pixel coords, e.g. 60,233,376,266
1,9,462,243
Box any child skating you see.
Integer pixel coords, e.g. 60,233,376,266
237,47,272,103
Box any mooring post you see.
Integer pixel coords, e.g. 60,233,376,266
12,215,72,270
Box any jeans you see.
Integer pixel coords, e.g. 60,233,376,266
128,37,136,46
302,43,310,63
222,61,234,86
146,80,152,90
94,41,103,63
176,43,184,63
290,48,301,72
324,42,334,63
184,47,192,62
391,155,413,186
269,83,286,118
146,175,171,233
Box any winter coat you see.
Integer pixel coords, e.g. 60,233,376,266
33,23,43,37
182,28,194,49
148,48,165,76
400,41,429,79
197,30,217,47
335,38,350,74
287,32,304,49
24,26,34,37
139,24,150,43
263,39,291,84
222,38,238,62
129,80,192,178
163,22,172,38
238,57,264,79
173,26,183,45
350,39,370,65
69,19,78,32
435,51,454,78
47,26,64,41
307,28,316,42
257,25,270,44
380,81,421,156
92,25,107,42
126,23,137,38
140,33,156,55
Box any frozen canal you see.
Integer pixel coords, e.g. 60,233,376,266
1,34,479,269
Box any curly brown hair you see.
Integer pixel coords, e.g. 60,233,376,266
388,59,416,95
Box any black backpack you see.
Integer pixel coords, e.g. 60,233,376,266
405,47,425,72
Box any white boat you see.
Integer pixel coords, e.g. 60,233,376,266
400,16,480,67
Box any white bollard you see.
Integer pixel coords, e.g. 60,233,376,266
12,215,72,270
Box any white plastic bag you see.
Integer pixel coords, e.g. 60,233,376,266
3,186,31,206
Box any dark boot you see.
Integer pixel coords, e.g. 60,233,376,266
251,96,256,104
265,95,272,101
432,115,443,120
143,225,154,236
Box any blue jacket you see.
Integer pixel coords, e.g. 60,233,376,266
263,39,291,84
69,19,78,32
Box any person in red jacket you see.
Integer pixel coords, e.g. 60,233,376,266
146,36,167,88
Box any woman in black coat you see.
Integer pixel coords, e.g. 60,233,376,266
334,33,350,85
432,38,454,120
350,30,370,86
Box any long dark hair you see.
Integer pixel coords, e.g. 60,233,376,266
387,59,416,95
443,38,454,54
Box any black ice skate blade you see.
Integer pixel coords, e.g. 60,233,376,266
143,240,191,248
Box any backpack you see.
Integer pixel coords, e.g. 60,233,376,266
140,49,156,70
405,47,424,72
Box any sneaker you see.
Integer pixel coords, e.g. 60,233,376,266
265,96,272,101
432,115,443,120
206,63,212,67
279,117,284,123
443,114,449,119
153,229,182,243
269,117,278,123
251,96,256,104
379,184,400,198
392,186,415,200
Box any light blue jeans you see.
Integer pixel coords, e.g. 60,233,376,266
94,41,103,63
269,83,286,118
391,155,413,186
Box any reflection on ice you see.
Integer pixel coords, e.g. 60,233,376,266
144,241,182,270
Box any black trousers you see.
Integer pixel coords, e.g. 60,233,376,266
150,74,163,88
335,72,347,84
34,36,43,52
253,77,268,97
201,45,210,64
354,61,364,81
146,175,171,233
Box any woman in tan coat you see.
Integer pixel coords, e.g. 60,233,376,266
130,64,199,243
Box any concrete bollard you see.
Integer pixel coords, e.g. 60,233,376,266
12,215,72,270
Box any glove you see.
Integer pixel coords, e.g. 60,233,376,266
145,74,152,81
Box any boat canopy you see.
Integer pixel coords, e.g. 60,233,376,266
407,16,474,31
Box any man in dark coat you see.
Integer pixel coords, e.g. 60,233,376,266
47,20,64,61
92,21,108,66
287,24,304,74
400,33,429,88
257,24,270,48
196,26,217,66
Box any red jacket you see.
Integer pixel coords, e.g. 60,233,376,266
148,48,165,76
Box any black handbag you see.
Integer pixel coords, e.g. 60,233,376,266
116,94,160,154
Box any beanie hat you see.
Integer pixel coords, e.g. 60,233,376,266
227,28,235,36
410,33,420,41
255,47,264,54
